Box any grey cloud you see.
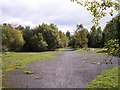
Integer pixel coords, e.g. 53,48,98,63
1,0,116,32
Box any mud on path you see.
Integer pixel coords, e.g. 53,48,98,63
3,49,119,88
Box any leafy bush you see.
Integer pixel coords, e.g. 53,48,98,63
105,39,119,56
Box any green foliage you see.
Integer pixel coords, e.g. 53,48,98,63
89,26,103,48
90,62,97,64
70,24,88,48
2,24,24,52
33,23,68,51
2,23,68,52
30,33,48,51
56,48,67,51
1,14,119,53
87,66,119,88
24,70,33,74
105,39,119,56
66,31,71,40
80,58,88,60
66,31,71,46
58,31,68,48
103,14,120,44
22,27,34,51
102,14,120,57
72,0,119,26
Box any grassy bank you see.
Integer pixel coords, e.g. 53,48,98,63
87,65,119,88
2,52,58,73
75,48,119,88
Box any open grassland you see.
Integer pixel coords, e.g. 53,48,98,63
87,65,119,88
2,52,58,73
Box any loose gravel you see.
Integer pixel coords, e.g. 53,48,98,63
3,49,119,88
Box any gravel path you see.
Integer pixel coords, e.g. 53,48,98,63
4,49,119,88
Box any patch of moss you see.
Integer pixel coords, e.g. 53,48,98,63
24,70,33,74
90,62,97,64
80,58,88,60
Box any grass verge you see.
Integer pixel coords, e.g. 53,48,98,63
2,52,57,73
87,65,119,88
55,48,67,51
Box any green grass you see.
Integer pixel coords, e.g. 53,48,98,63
24,70,33,74
77,48,107,61
80,58,89,60
90,62,98,64
87,65,119,88
74,48,88,52
2,52,58,73
56,48,67,51
75,48,107,53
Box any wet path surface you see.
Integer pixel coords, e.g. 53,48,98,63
4,49,119,88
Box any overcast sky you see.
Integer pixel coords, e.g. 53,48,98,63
0,0,118,33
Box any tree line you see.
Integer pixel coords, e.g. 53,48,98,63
68,14,119,56
2,23,68,52
1,14,120,55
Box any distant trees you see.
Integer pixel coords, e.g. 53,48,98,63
103,15,119,44
66,31,71,46
22,26,33,51
34,23,60,50
59,31,68,48
2,24,24,51
1,14,119,54
70,24,88,48
30,33,48,52
69,14,119,50
33,23,68,51
2,23,68,52
103,14,120,56
89,26,103,48
66,31,71,40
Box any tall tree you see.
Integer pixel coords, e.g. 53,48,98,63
22,26,33,51
90,26,97,47
72,24,89,48
59,31,68,48
30,33,48,52
96,26,103,47
34,23,62,50
2,24,24,51
66,31,71,40
103,14,119,43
